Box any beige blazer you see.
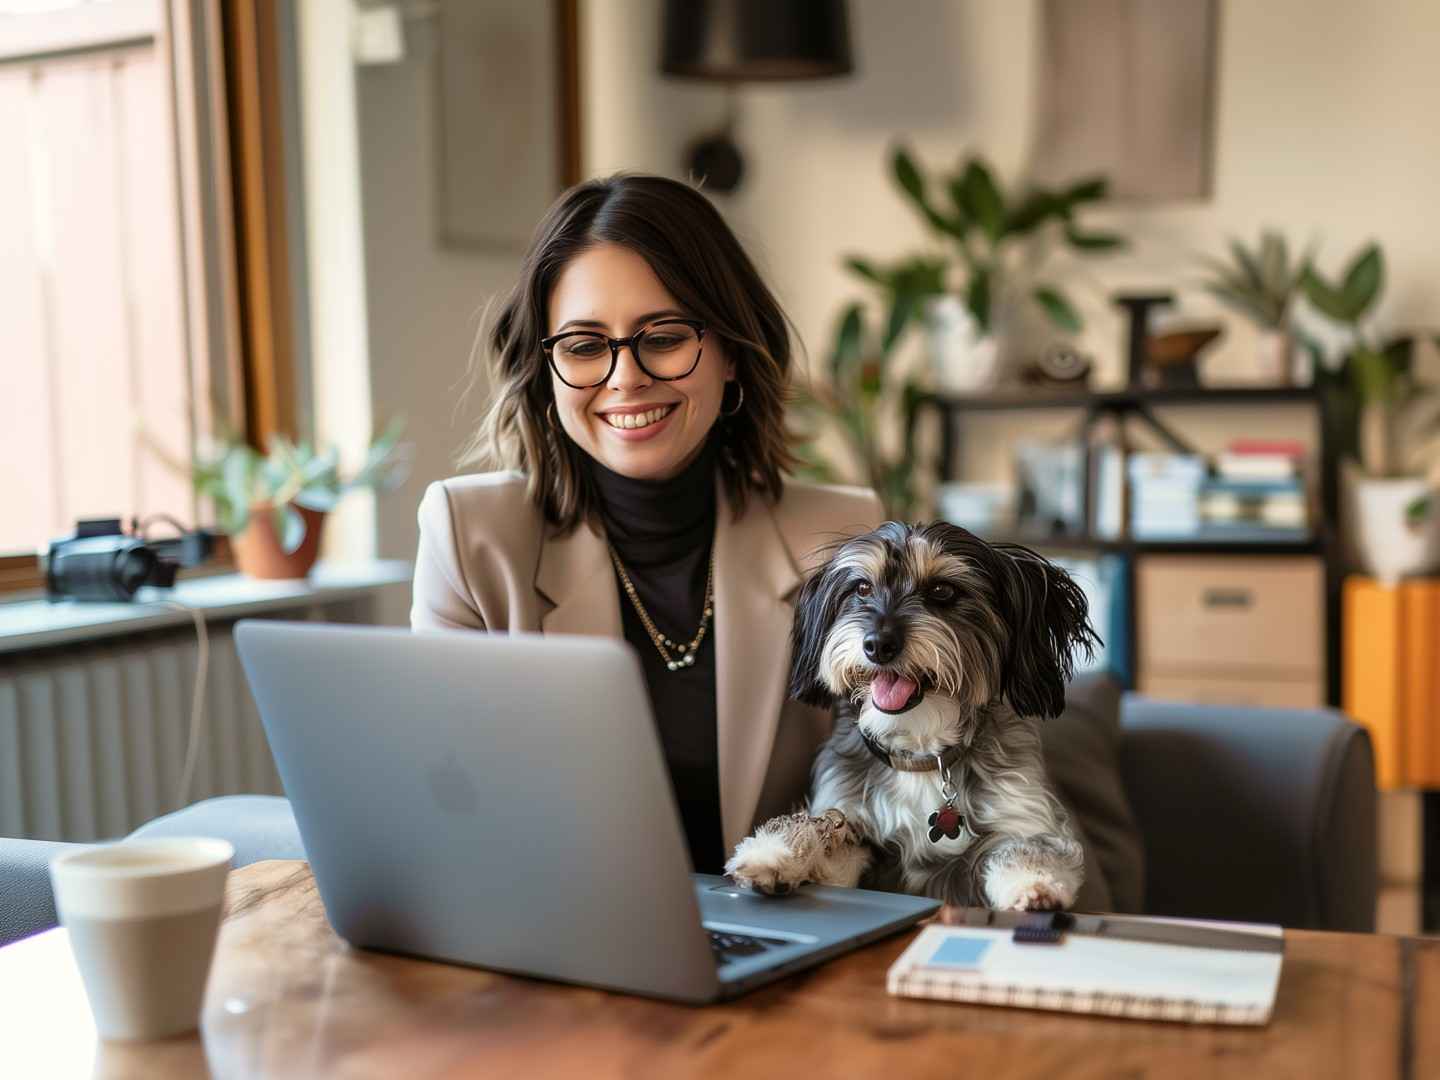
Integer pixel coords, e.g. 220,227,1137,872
410,471,884,852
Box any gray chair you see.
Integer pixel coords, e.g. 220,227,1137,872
0,797,302,948
0,694,1377,947
1119,697,1376,932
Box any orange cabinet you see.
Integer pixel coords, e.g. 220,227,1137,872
1343,578,1440,790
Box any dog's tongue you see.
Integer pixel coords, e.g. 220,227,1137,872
870,671,918,711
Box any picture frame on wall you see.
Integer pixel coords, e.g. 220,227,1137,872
1032,0,1219,201
435,0,581,252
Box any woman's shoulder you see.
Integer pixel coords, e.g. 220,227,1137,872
418,470,544,546
773,479,888,564
426,469,531,500
777,478,887,523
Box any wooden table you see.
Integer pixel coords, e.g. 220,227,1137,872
2,861,1437,1079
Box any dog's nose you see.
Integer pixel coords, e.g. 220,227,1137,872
864,618,903,664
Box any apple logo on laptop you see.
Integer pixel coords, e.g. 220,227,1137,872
426,751,479,815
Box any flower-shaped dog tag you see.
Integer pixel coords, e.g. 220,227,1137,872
928,803,964,843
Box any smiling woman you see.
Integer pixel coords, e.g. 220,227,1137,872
463,174,796,525
410,174,885,874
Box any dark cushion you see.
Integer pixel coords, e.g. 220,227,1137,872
1042,673,1147,912
1055,787,1115,913
0,838,77,947
1119,699,1376,930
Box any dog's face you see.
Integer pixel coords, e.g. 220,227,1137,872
789,522,1098,737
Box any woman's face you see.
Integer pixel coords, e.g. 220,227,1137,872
546,243,734,482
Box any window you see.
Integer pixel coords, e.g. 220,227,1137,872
0,0,295,587
1,17,199,554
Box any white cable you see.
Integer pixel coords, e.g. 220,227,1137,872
157,600,209,811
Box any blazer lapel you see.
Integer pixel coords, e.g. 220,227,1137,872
534,488,800,855
713,488,801,853
535,519,623,639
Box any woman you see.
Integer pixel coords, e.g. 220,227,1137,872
411,174,883,874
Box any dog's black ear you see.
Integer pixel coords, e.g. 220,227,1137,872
994,545,1100,719
788,563,842,707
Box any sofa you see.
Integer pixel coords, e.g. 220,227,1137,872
0,680,1377,948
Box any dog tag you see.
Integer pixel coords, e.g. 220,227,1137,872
928,802,965,843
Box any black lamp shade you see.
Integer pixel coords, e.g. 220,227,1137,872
662,0,853,82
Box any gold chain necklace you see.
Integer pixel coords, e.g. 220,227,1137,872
608,544,716,672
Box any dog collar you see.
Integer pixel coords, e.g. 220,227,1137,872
857,728,966,773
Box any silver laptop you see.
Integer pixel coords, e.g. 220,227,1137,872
233,620,938,1003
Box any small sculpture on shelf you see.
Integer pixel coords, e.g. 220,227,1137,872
1144,326,1225,388
1112,292,1224,389
1018,342,1094,391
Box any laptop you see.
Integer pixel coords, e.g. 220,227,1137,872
233,620,938,1003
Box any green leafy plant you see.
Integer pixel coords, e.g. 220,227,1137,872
790,148,1124,519
855,145,1126,343
191,417,410,554
1197,230,1309,329
790,301,926,519
1300,242,1440,519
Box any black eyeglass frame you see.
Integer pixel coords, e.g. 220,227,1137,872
540,318,708,389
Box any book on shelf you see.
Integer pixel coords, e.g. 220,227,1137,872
1215,454,1299,482
1216,437,1307,482
1200,468,1308,531
1091,445,1125,540
1227,438,1307,456
1125,447,1312,540
1128,452,1205,537
1200,492,1307,529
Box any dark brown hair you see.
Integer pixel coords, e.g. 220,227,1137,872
459,174,798,532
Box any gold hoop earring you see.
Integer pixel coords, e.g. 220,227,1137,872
720,381,744,418
546,401,558,428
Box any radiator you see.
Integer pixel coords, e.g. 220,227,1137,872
0,622,284,842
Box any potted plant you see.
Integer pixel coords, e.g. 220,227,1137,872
192,417,410,579
1301,242,1440,582
790,299,926,519
1196,230,1310,384
847,146,1125,393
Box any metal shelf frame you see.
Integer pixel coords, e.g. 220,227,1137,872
905,385,1342,705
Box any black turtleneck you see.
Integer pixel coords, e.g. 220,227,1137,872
588,436,724,874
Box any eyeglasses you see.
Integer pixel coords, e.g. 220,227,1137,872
541,318,707,389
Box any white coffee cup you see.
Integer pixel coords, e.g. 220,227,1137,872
49,837,234,1041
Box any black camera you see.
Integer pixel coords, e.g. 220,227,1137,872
46,519,216,602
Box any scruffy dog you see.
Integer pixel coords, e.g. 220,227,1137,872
725,521,1098,911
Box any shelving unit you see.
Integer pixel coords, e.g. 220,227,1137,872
906,384,1342,705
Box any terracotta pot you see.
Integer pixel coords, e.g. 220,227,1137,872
231,504,327,580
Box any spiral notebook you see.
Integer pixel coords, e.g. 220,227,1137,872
887,915,1284,1025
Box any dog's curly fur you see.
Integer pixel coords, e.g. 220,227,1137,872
725,521,1099,911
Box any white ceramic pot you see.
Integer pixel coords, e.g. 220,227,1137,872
1256,329,1294,385
924,295,999,394
1345,470,1440,585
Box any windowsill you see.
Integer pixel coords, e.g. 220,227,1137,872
0,560,413,654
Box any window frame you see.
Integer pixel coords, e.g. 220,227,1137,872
0,0,300,596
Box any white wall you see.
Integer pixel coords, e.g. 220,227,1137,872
583,0,1440,481
347,0,1440,545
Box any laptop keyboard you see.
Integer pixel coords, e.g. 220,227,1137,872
707,929,790,965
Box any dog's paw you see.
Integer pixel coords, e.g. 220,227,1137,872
985,867,1075,912
724,830,810,896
